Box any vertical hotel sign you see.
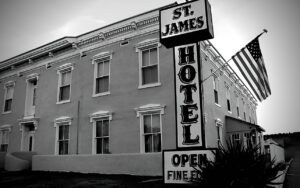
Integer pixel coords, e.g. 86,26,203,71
160,0,213,148
174,43,203,148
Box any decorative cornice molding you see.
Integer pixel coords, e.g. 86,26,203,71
77,16,159,48
135,104,165,117
89,110,113,122
54,116,73,126
1,40,71,68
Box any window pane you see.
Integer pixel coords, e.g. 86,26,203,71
4,99,12,112
227,99,231,111
214,90,218,104
144,115,151,133
63,125,69,139
60,85,70,101
96,121,103,137
103,61,109,76
152,114,160,133
1,131,9,143
142,50,150,66
142,65,158,85
103,120,109,136
59,140,68,155
6,86,13,99
153,133,161,152
145,135,152,153
32,88,36,106
150,48,157,65
97,62,104,77
0,144,8,152
103,138,109,154
59,126,63,140
96,76,109,94
61,71,71,86
96,138,103,154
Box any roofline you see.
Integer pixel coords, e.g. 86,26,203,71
225,116,265,132
0,2,177,65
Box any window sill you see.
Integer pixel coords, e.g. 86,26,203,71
93,91,110,98
56,100,71,105
215,103,221,108
228,111,232,114
138,82,161,89
2,111,12,115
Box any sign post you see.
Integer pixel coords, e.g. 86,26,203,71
160,0,214,184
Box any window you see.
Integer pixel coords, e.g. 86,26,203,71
95,119,109,154
89,110,112,154
95,58,110,95
244,132,251,148
216,119,223,147
57,64,73,103
59,71,71,101
0,129,9,152
92,52,112,97
3,82,15,113
243,101,246,120
58,124,69,155
213,76,219,104
141,48,158,85
136,39,161,89
236,96,240,118
232,133,240,146
226,86,231,112
25,74,38,117
136,104,165,153
142,113,161,153
54,116,72,155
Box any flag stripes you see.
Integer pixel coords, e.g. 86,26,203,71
232,37,271,102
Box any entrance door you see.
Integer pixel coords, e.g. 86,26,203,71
21,123,35,151
28,131,34,152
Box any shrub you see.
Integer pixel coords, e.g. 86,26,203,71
192,141,285,188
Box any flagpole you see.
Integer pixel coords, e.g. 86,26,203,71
201,58,232,83
201,29,268,84
256,29,268,39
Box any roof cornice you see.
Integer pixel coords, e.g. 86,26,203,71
0,2,176,73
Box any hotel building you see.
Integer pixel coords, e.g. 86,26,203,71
0,3,264,175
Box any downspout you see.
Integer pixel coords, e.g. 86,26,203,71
76,100,80,154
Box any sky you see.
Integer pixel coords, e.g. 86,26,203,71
0,0,299,134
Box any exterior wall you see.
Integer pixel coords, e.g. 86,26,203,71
265,139,285,163
200,43,258,148
33,153,162,176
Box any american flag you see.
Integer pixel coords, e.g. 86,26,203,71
232,37,271,102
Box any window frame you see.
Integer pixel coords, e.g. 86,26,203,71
89,110,112,154
0,125,12,152
136,40,161,89
236,95,240,118
215,119,223,147
54,116,72,155
2,81,15,114
92,52,112,97
213,75,219,106
232,133,240,145
225,84,231,113
136,104,165,153
56,64,73,104
244,132,251,148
